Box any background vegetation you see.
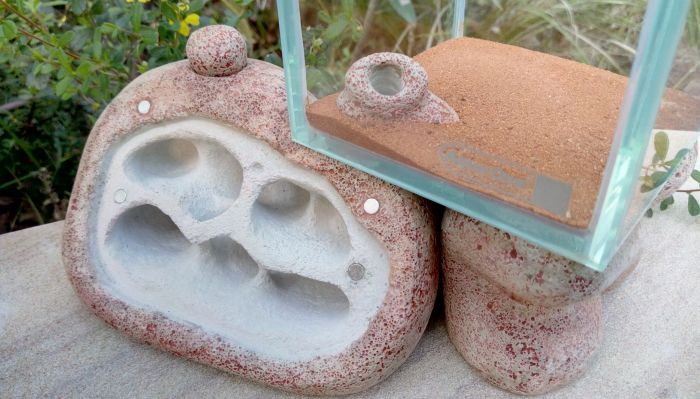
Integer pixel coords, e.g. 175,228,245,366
1,0,699,232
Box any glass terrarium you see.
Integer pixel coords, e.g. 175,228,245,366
278,0,700,271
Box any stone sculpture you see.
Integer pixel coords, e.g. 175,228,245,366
60,22,698,396
62,25,438,395
337,52,458,124
322,43,699,395
441,215,640,394
440,135,696,395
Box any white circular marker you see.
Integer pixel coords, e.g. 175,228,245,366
363,198,380,214
114,189,127,204
137,100,151,114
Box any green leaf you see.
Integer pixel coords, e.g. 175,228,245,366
667,148,689,168
141,28,158,46
50,47,73,74
55,77,72,97
645,208,653,218
131,4,143,33
60,85,78,100
641,171,669,192
189,0,204,12
100,23,119,35
40,63,54,74
98,73,109,94
322,16,348,41
30,49,46,62
639,175,653,192
691,169,700,184
137,60,149,74
92,29,102,59
160,2,178,23
660,196,674,211
2,20,18,40
75,61,91,80
341,0,354,17
651,171,669,187
71,0,88,14
689,194,700,216
26,70,49,91
654,131,669,161
389,0,417,24
57,31,75,47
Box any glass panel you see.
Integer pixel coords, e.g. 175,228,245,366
278,0,698,271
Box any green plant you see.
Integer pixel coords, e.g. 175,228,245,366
0,66,91,230
642,131,700,218
1,0,699,232
653,166,700,217
300,0,455,96
467,0,647,75
0,0,280,232
468,0,700,87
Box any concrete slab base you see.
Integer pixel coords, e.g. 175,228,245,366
2,181,700,397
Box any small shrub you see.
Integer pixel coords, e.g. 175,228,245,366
0,0,280,232
1,0,698,232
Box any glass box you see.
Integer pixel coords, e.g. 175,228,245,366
278,0,700,271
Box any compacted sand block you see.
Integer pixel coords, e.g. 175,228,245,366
308,37,700,228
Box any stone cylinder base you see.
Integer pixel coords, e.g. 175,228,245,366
443,262,602,395
441,210,642,395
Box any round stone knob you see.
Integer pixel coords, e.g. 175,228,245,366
338,53,429,118
186,25,247,77
337,52,458,124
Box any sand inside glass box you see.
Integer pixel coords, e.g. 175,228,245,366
278,0,700,271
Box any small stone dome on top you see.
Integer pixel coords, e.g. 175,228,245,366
186,25,247,77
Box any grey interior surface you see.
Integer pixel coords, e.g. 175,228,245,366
91,118,390,361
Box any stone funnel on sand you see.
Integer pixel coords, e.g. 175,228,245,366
337,52,458,124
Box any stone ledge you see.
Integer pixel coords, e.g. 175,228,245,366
1,194,699,398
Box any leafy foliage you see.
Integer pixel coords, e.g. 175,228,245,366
0,0,281,232
644,131,700,218
300,0,454,96
1,0,699,232
0,70,91,230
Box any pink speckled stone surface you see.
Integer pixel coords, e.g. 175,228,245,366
337,52,458,124
186,25,247,77
62,27,438,396
441,211,641,394
441,213,642,307
443,264,603,395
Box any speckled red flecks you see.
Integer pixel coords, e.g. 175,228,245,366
62,51,438,395
442,211,642,307
337,52,458,124
186,25,247,77
443,262,603,395
441,210,641,394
